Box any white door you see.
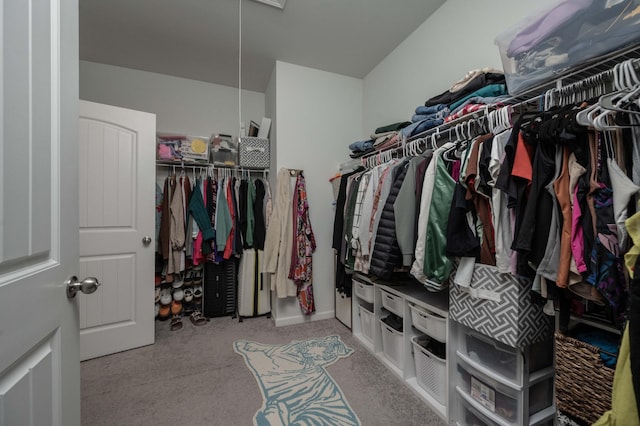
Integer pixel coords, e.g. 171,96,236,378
78,101,156,360
0,0,81,425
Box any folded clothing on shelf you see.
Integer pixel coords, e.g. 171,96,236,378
381,313,403,332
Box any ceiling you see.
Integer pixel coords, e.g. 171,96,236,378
79,0,446,93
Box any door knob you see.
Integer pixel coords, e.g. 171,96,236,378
66,276,100,299
142,236,152,245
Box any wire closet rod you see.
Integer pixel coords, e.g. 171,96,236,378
156,161,269,172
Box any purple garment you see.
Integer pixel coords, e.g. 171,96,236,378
507,0,592,57
451,160,461,182
571,185,587,274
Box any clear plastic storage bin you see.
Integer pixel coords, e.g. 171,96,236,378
459,327,553,385
456,361,553,425
458,394,500,426
494,0,640,95
210,134,238,166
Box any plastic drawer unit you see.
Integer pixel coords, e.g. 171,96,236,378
455,359,553,425
457,393,501,426
458,327,553,386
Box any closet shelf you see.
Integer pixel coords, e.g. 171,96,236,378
156,160,269,172
510,42,640,102
566,314,622,336
354,42,640,168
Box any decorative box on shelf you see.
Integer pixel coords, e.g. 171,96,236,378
239,137,270,169
449,264,551,348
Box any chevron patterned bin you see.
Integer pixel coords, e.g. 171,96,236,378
449,264,551,348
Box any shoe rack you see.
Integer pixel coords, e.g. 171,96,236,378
155,263,206,331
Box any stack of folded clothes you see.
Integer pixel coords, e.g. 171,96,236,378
348,121,410,158
347,69,509,157
399,69,508,138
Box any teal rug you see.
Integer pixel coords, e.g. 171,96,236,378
234,335,362,426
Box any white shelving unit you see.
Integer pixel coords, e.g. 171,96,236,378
351,274,450,422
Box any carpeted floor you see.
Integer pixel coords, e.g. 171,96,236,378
81,316,447,426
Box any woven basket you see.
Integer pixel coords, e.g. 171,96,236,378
555,332,615,425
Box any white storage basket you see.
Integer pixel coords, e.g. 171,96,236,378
380,318,404,369
409,303,446,342
359,304,375,343
412,336,446,405
381,290,403,317
353,279,374,304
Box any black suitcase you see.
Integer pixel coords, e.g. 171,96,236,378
203,260,237,317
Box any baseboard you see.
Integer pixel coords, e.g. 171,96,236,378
274,310,335,327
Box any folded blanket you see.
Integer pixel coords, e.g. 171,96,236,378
374,121,411,134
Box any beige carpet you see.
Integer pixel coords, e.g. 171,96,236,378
81,316,447,426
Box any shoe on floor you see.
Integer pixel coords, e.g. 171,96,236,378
170,315,183,331
189,310,208,326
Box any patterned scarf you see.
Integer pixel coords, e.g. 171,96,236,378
289,173,316,314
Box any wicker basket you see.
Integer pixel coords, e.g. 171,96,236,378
555,332,615,425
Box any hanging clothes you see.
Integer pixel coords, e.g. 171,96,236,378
369,158,411,279
264,168,297,298
411,143,451,286
159,175,174,262
332,169,361,296
168,175,185,275
253,178,267,250
395,156,428,267
289,172,316,314
422,145,456,286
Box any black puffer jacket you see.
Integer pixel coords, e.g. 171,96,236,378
369,159,410,279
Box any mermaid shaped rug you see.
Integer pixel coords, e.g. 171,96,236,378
234,335,362,426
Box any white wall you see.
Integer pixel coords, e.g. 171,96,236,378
272,61,362,326
80,61,265,138
265,65,277,179
363,0,557,135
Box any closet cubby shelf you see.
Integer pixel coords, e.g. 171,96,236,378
351,275,449,422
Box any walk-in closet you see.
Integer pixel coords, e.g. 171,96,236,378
154,134,273,331
6,0,639,425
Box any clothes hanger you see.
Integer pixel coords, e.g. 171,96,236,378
489,106,503,132
441,124,464,162
599,60,640,115
590,60,640,130
429,128,439,151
